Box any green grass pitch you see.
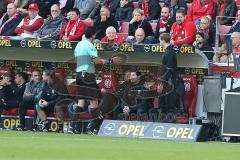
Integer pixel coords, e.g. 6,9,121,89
0,130,240,160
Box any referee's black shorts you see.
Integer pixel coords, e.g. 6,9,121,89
76,72,99,89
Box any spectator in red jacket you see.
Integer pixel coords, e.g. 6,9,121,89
13,3,44,40
59,8,86,41
187,0,217,25
101,26,124,43
0,3,24,37
170,9,197,46
139,0,161,22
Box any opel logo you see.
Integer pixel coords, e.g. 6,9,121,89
144,44,150,52
112,43,119,52
51,41,57,49
20,40,26,48
152,126,165,138
103,123,116,135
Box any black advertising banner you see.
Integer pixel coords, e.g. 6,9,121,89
0,39,195,54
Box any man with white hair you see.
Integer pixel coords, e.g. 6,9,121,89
101,26,124,43
14,3,44,39
0,3,24,36
37,4,67,40
232,32,240,56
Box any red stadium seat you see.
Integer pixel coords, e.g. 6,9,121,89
98,71,118,93
1,108,18,115
235,0,240,6
53,68,67,83
26,109,35,117
48,112,56,117
218,25,231,43
150,23,157,33
237,5,240,10
150,80,161,108
23,67,34,76
182,74,198,117
0,66,12,77
119,22,129,33
133,2,138,8
187,3,192,8
117,33,128,41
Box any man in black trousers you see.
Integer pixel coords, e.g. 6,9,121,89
159,33,178,113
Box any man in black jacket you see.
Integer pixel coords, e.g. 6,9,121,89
115,0,134,22
194,31,214,60
35,70,67,132
93,6,119,40
159,33,178,113
0,72,27,115
115,70,151,120
0,3,24,36
164,0,188,23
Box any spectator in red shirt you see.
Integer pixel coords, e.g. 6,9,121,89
0,3,24,37
170,9,197,46
139,0,161,22
101,26,124,43
59,8,86,41
187,0,217,25
13,3,44,40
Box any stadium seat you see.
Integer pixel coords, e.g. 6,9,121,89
235,0,240,6
98,71,118,93
119,22,129,33
1,108,18,115
150,23,157,33
53,68,67,83
23,67,34,76
150,80,161,108
0,66,12,77
218,25,231,43
133,2,138,8
182,74,198,117
159,2,164,8
26,109,35,117
187,3,192,8
237,5,240,10
117,33,128,41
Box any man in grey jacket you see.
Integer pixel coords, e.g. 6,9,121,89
74,0,96,19
37,4,67,40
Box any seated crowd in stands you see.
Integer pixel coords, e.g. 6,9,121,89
0,0,239,61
